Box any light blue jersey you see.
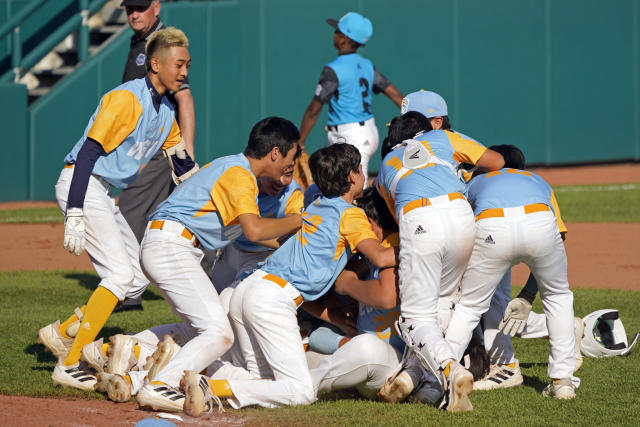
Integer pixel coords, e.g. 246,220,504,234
64,78,178,189
326,54,374,125
262,196,377,301
151,154,260,251
234,180,304,252
376,130,487,219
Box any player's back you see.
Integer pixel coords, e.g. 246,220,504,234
326,53,374,125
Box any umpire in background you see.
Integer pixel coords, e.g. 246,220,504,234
117,0,197,311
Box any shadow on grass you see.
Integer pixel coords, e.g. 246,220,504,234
522,374,549,392
26,343,56,364
64,272,162,301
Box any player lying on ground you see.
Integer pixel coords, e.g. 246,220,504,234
443,144,580,399
38,27,198,390
134,117,304,411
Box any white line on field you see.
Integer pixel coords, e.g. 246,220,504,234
553,183,640,192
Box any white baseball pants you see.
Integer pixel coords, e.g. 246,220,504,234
139,222,233,387
225,269,315,408
327,117,379,184
398,198,476,366
55,167,148,301
445,210,576,379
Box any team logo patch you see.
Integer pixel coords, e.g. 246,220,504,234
485,235,495,244
414,225,426,235
136,53,146,66
401,98,409,114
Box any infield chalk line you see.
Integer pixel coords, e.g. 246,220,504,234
553,183,640,192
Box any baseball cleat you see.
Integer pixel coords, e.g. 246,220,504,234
445,361,474,412
542,378,576,400
37,320,73,360
81,338,108,373
51,362,97,391
473,359,523,391
136,382,185,412
182,371,223,417
378,355,423,403
106,334,137,375
574,317,584,372
144,334,180,382
95,372,131,402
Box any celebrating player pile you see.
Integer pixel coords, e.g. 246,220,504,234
37,8,592,418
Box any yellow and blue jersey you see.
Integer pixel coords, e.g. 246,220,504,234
262,196,378,301
356,232,404,352
234,180,304,252
150,153,260,250
326,54,374,125
376,129,487,220
64,78,181,189
466,168,567,232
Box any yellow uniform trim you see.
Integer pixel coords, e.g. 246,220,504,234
194,166,259,223
334,207,379,261
284,189,304,215
385,156,403,171
447,130,487,165
87,90,143,154
263,273,304,306
549,189,568,233
161,119,182,149
475,203,550,220
506,168,533,177
402,193,466,216
297,212,322,247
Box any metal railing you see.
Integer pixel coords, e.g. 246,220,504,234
0,0,109,83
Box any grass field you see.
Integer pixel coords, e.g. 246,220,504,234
0,271,639,425
1,182,638,224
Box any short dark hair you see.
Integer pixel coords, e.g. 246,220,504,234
382,111,429,159
423,115,452,132
355,187,399,232
309,143,361,198
244,117,300,159
488,144,526,169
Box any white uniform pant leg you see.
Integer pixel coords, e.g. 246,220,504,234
445,219,514,360
522,213,575,379
520,311,549,338
226,273,315,408
482,264,517,364
140,229,233,387
55,168,148,301
398,200,475,365
228,278,264,375
327,118,379,185
311,334,401,400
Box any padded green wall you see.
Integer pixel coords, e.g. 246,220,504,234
2,0,639,201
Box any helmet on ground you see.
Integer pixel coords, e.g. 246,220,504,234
581,309,638,357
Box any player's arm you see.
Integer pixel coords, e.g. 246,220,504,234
356,239,397,269
162,119,198,184
301,299,358,337
450,132,504,172
300,66,338,148
238,213,301,243
372,68,403,108
174,87,196,159
335,264,399,310
476,148,504,171
341,207,398,269
299,100,323,150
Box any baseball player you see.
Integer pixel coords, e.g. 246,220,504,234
39,28,196,391
375,90,504,411
444,144,579,399
178,143,396,415
134,117,303,411
299,11,403,185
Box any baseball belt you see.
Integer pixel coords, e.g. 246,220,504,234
149,219,200,248
263,273,304,308
475,203,550,221
402,192,466,216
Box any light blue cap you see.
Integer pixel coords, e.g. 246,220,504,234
327,12,373,45
400,90,448,118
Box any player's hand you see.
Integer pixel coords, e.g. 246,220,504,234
499,297,532,336
63,207,86,256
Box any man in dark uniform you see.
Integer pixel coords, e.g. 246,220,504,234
116,0,197,311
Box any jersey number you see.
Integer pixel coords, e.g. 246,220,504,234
359,78,370,113
297,212,322,247
374,310,400,340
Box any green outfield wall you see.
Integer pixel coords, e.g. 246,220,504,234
2,0,639,201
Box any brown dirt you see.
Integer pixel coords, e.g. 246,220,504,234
0,395,242,426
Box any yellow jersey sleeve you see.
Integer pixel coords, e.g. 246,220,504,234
284,189,304,215
381,232,400,248
339,207,379,252
447,131,487,165
161,119,182,149
210,166,260,226
87,90,143,154
549,189,568,234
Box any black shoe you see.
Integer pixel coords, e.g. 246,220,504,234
113,303,143,313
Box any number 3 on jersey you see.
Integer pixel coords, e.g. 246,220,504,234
359,78,370,113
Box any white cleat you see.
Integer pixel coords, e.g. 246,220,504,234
144,334,180,382
51,362,96,391
542,378,576,400
95,372,131,402
574,317,585,372
81,338,108,373
37,320,73,360
136,382,185,412
378,355,424,403
182,370,223,417
106,334,137,375
445,361,474,412
473,359,523,391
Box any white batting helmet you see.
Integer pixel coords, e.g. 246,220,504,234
581,309,638,358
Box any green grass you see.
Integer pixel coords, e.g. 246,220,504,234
0,207,62,224
1,270,639,425
553,183,640,223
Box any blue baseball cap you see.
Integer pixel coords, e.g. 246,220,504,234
326,12,373,45
401,90,448,118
